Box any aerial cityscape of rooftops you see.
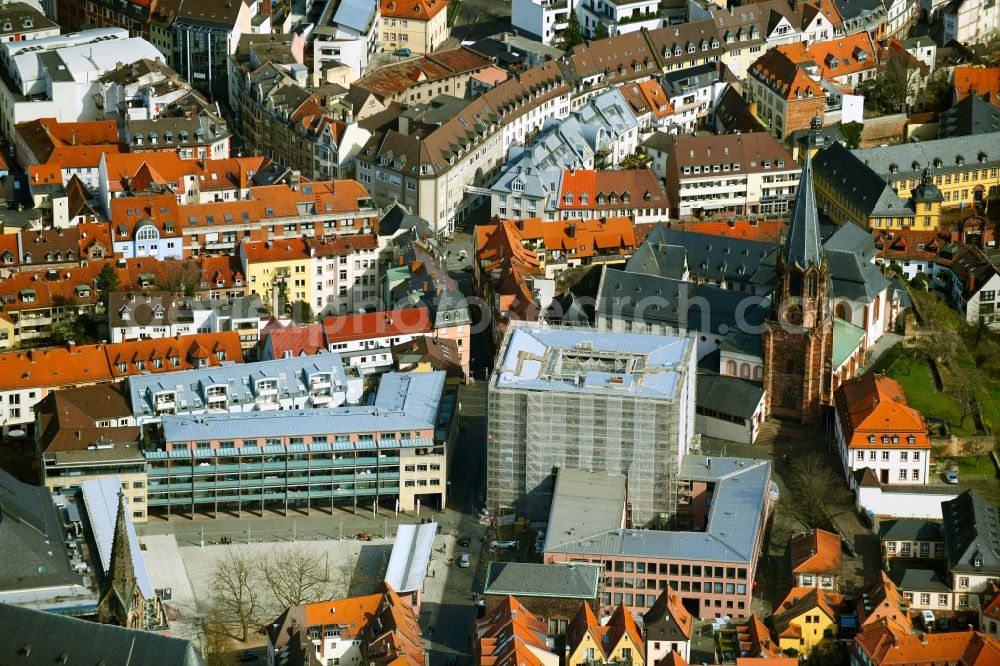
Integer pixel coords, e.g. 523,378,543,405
2,0,1000,664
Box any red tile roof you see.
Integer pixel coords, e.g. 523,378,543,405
515,216,637,257
0,344,115,391
749,46,824,100
790,528,843,575
105,332,244,378
953,67,1000,104
380,0,447,20
248,180,371,216
322,308,434,345
263,323,328,357
557,169,669,212
855,572,912,635
16,117,121,164
806,33,880,80
241,237,311,263
0,261,112,315
477,596,553,666
308,233,379,257
354,47,491,98
834,374,930,450
737,615,781,659
855,622,1000,665
673,219,785,242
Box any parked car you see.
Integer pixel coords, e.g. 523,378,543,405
395,47,412,57
945,469,959,484
491,540,519,550
922,610,936,628
459,536,471,547
769,481,780,502
238,651,260,663
458,553,471,568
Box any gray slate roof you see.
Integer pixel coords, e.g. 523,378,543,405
696,373,764,420
0,470,81,597
941,490,1000,574
643,225,779,286
939,94,1000,138
851,131,1000,179
484,562,601,599
813,141,912,217
0,603,205,665
888,567,951,592
879,518,943,543
823,222,891,303
784,146,823,270
596,268,770,337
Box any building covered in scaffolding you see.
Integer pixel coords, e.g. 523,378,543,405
487,323,697,525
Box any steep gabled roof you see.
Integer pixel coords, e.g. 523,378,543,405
643,586,693,643
941,490,1000,574
790,528,843,575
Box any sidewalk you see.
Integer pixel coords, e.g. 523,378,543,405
862,332,901,373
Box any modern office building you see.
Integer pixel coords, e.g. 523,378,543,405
145,371,455,517
487,323,697,525
543,456,773,620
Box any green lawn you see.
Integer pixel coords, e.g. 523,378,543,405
949,456,1000,505
886,360,976,436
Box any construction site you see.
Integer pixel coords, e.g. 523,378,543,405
486,322,699,525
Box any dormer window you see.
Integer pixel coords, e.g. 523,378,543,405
136,360,145,371
216,350,227,361
170,355,179,367
512,180,524,192
153,357,163,369
564,193,573,204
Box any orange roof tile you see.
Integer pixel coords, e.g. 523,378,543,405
322,308,434,345
737,615,781,659
477,596,552,666
953,67,1000,104
673,219,785,242
791,528,842,575
15,117,121,164
303,592,382,633
263,323,327,357
0,261,112,315
855,622,1000,665
806,33,880,80
644,585,694,642
380,0,447,20
855,572,912,635
982,582,1000,620
241,237,311,263
28,163,64,186
750,46,824,100
110,193,185,238
105,332,244,378
735,659,797,666
512,216,637,258
308,233,379,257
248,179,371,216
834,374,930,449
0,344,115,391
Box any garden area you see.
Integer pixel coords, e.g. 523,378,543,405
871,290,1000,436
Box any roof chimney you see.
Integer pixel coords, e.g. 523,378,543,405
70,129,76,146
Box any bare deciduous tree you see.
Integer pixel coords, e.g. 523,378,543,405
209,552,263,642
945,371,979,429
155,261,203,297
260,546,338,608
786,454,853,530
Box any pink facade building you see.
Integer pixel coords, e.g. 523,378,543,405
543,457,772,620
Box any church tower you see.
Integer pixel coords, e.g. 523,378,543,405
763,116,834,423
97,491,145,629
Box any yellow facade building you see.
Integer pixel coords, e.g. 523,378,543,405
380,0,449,54
773,588,843,656
566,603,645,666
239,238,314,315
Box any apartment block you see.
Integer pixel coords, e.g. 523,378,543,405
663,132,798,218
128,353,360,425
145,371,454,516
352,47,491,106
